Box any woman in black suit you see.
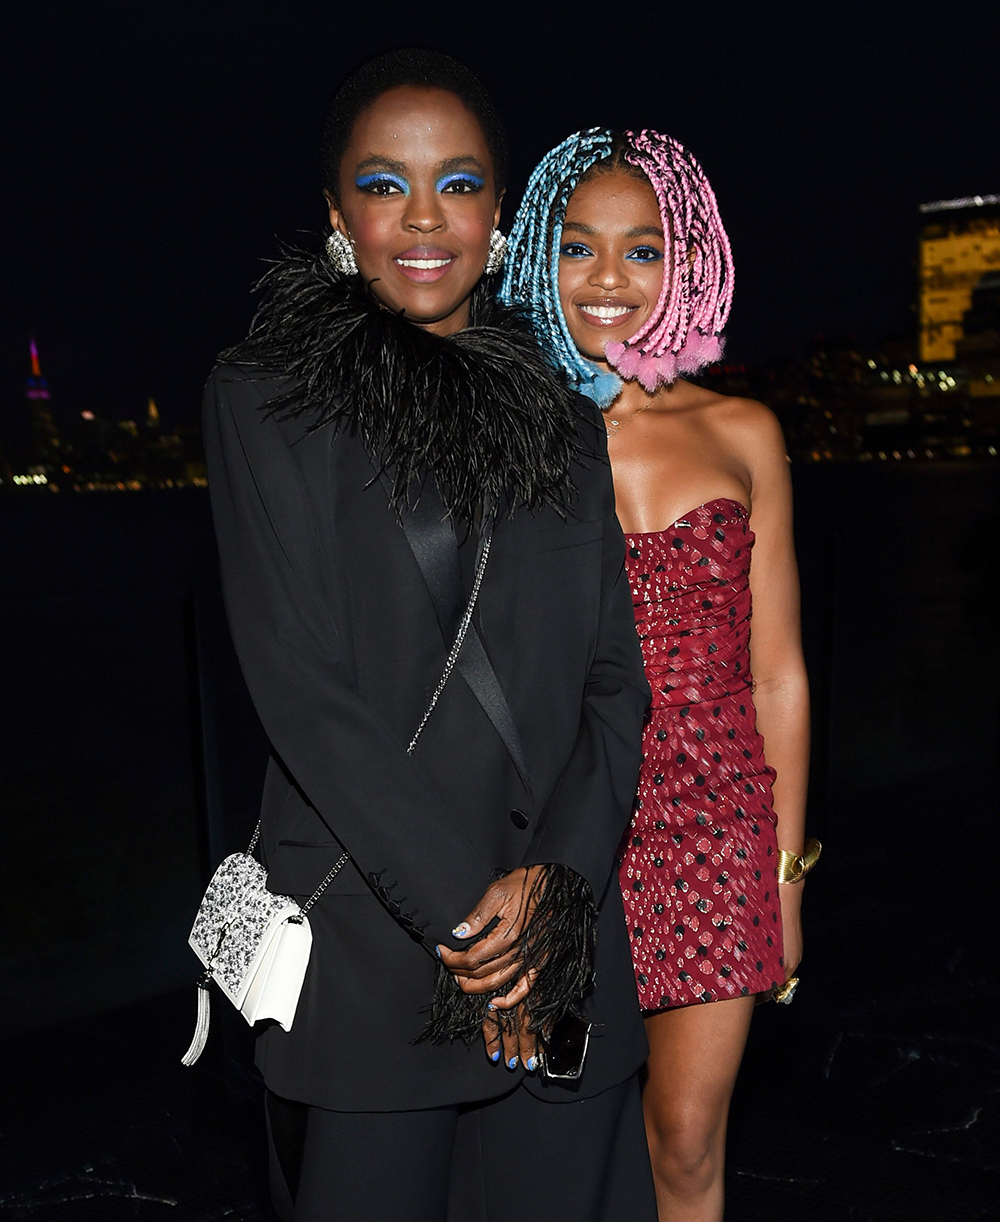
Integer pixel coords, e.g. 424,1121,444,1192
205,49,656,1221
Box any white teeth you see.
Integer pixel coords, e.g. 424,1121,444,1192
579,305,634,319
396,258,452,269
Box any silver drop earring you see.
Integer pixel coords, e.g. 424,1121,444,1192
485,228,507,275
326,229,359,277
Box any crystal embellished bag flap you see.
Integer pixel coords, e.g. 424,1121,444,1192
180,824,348,1066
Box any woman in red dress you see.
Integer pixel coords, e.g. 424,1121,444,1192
502,131,815,1219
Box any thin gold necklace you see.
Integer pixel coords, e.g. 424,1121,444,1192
603,403,651,437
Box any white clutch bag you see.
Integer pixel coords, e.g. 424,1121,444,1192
181,826,348,1066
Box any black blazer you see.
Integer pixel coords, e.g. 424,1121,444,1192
204,364,650,1111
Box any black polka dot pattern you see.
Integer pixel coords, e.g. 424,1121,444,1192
619,500,784,1010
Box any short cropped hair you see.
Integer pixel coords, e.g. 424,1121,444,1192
320,48,508,200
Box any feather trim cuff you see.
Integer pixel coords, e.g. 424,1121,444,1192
419,864,596,1045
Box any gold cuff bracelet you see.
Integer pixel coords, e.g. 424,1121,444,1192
776,837,822,884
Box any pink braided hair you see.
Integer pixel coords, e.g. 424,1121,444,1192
604,130,734,392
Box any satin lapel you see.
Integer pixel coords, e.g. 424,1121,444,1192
380,472,534,802
458,620,534,802
390,478,465,643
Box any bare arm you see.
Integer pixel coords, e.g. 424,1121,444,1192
740,404,811,978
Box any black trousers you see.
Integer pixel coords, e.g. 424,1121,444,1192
266,1074,656,1222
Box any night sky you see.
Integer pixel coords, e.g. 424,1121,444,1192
5,0,996,429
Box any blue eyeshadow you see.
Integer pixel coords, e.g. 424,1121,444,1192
355,172,409,194
436,172,485,191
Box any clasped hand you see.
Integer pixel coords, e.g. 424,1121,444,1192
436,865,545,1071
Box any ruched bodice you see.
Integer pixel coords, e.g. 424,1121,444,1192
630,499,754,711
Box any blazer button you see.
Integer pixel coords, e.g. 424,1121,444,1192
510,809,529,830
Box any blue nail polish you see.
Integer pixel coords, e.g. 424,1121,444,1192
526,1056,538,1072
507,1056,519,1070
486,1002,495,1011
435,946,441,958
452,923,471,938
490,1051,500,1062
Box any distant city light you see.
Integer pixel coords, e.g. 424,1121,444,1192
81,410,95,421
919,194,1000,213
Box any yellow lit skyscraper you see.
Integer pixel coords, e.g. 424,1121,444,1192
919,195,1000,363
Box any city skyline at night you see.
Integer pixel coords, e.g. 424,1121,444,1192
6,1,996,433
7,183,999,491
5,1,996,486
3,337,206,492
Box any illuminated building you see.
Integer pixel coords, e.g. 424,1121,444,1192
919,195,1000,362
25,337,60,464
25,337,48,401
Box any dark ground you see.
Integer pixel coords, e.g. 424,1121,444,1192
1,462,997,1219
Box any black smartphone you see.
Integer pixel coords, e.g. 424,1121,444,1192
542,1013,591,1080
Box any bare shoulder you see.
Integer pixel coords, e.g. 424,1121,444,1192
666,382,779,433
701,393,783,442
689,391,785,468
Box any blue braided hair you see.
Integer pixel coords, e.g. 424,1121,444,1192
500,129,621,406
502,128,734,408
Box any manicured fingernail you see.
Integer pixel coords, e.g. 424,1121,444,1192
526,1056,538,1072
435,946,442,958
452,923,471,938
490,1050,500,1062
507,1056,519,1070
486,1002,495,1011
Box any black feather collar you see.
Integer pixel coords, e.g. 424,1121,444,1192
220,248,585,522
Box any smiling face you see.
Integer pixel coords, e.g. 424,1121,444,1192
326,85,501,337
557,169,666,364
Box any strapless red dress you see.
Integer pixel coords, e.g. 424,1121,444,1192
619,499,784,1010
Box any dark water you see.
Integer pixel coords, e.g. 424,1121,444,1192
0,491,266,1037
793,460,998,805
1,464,997,1218
736,461,999,1220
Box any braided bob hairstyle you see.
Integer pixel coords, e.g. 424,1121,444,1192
501,128,733,406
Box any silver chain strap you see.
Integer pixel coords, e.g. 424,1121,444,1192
246,819,350,917
245,518,493,915
298,851,351,916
